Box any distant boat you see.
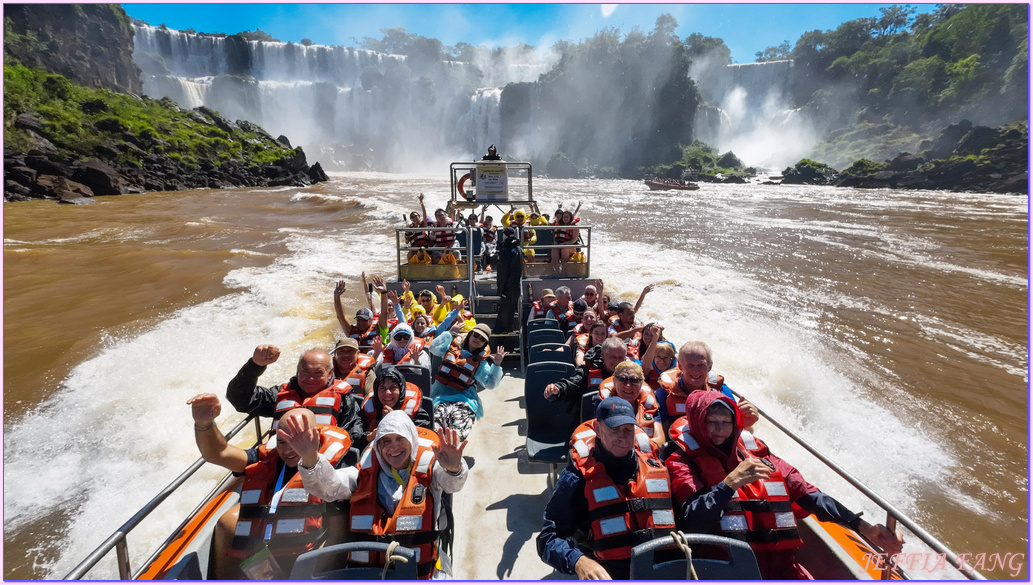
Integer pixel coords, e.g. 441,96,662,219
645,179,700,191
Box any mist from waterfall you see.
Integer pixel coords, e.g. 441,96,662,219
692,56,821,170
132,24,558,171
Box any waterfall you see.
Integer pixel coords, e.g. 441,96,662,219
692,59,818,169
131,24,556,171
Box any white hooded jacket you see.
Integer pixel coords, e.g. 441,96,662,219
298,411,468,527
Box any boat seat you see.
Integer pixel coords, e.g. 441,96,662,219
529,342,572,365
393,364,432,398
629,533,762,580
528,328,565,347
289,542,419,580
524,361,578,477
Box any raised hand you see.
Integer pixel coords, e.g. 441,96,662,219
276,409,320,461
449,322,464,336
252,345,280,366
435,427,468,473
334,280,346,296
492,346,507,364
402,279,411,293
187,393,221,425
387,290,400,305
641,283,655,296
371,336,384,354
372,275,387,294
738,398,760,429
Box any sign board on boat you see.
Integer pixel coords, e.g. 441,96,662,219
475,162,509,201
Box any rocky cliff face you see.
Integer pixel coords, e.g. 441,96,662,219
4,4,142,95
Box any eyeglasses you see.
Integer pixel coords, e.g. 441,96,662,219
705,419,734,430
573,312,585,318
615,375,643,385
394,333,412,341
469,333,488,343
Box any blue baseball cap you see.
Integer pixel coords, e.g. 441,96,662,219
596,396,637,428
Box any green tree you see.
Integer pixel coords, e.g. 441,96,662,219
755,41,791,62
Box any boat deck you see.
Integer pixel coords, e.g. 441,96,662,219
449,371,563,579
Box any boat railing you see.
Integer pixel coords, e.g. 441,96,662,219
395,225,476,299
731,389,987,580
62,414,266,580
517,224,592,279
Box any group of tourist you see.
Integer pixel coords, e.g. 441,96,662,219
186,272,509,579
404,191,585,271
183,225,906,579
522,282,906,580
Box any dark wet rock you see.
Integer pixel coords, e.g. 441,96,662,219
307,162,328,183
781,160,840,185
277,135,292,148
7,165,38,186
72,159,131,195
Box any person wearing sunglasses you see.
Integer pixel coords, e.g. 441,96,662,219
427,322,507,440
668,391,904,579
374,322,428,368
596,361,664,448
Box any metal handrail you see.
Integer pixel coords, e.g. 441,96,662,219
731,389,987,580
62,414,263,580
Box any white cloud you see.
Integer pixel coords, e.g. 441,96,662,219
601,5,618,18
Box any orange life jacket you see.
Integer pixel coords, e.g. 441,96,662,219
568,422,675,561
597,377,660,439
529,300,550,320
554,227,576,244
348,323,381,347
348,426,440,579
432,220,456,248
381,338,425,365
362,381,423,427
658,369,725,421
433,340,488,391
334,354,375,389
576,333,590,353
228,426,351,561
668,419,803,552
272,380,352,430
587,367,604,392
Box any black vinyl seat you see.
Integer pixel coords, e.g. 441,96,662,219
523,360,577,485
289,542,419,580
529,342,573,365
629,533,762,580
528,328,565,347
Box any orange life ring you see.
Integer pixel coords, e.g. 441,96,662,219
457,173,471,200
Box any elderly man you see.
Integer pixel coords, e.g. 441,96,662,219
331,337,376,394
279,410,469,580
537,396,677,580
187,399,351,579
668,391,904,579
656,340,759,436
226,344,368,450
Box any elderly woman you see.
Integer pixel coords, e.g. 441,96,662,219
281,410,468,580
667,391,904,580
596,361,664,447
427,323,506,440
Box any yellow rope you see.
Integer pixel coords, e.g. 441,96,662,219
670,531,699,580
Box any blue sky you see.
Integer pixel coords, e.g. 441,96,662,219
123,3,938,64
